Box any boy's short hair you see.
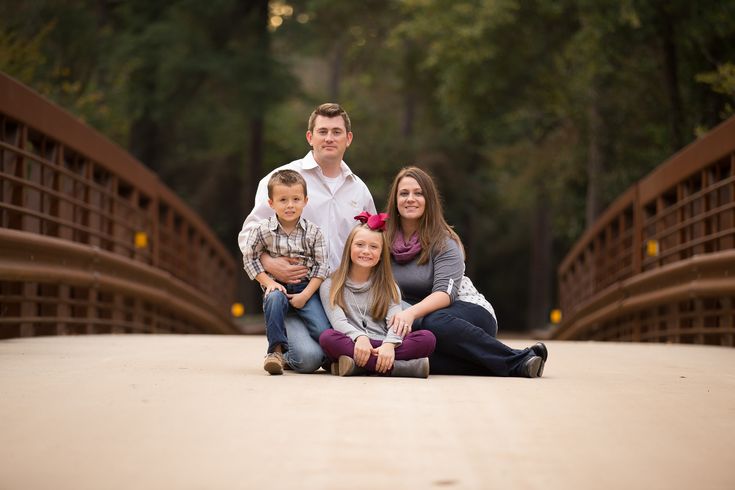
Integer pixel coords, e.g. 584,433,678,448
308,103,351,133
267,169,308,199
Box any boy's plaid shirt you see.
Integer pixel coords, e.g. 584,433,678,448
241,215,329,282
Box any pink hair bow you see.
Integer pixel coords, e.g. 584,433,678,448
354,211,389,231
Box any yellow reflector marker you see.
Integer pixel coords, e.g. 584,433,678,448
231,303,245,318
550,309,562,324
646,239,659,257
134,231,148,249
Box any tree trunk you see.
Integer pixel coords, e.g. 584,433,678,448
241,0,270,314
585,82,604,228
247,118,264,213
129,108,163,173
402,90,416,138
329,44,344,101
402,38,418,138
657,6,685,151
527,189,552,331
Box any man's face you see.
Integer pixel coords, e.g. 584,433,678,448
306,115,353,165
268,184,308,227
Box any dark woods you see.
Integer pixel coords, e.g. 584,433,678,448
2,0,734,330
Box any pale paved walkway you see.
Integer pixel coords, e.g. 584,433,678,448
1,335,734,490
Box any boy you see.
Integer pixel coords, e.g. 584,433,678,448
241,170,331,375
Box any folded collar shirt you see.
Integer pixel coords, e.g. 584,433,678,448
238,151,376,273
240,215,328,282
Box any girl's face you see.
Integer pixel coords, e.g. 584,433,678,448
350,228,383,270
396,176,426,222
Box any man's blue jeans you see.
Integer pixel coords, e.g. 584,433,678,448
263,280,330,373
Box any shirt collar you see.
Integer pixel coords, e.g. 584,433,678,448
268,215,307,232
304,151,355,179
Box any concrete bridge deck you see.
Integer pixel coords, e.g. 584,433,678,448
1,335,733,490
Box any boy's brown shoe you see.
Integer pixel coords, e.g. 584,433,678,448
263,352,284,375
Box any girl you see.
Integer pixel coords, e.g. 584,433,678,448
319,212,436,377
385,166,548,377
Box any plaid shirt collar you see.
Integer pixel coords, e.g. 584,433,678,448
267,215,308,233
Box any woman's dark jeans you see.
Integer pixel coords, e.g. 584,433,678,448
412,300,532,376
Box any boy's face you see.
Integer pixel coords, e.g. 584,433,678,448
268,184,308,226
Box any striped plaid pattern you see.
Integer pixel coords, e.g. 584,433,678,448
242,215,329,281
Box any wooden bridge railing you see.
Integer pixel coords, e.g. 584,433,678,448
0,72,239,337
555,116,735,346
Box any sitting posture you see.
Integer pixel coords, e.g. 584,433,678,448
386,166,548,377
319,212,436,378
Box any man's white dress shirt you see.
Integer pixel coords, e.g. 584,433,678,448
238,151,376,273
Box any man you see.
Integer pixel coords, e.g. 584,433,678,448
238,103,376,373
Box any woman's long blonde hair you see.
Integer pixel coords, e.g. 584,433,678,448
329,224,400,320
385,166,464,264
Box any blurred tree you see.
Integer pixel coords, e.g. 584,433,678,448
377,0,735,330
3,0,734,329
393,0,582,329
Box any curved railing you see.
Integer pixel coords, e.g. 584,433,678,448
555,116,735,346
0,72,239,337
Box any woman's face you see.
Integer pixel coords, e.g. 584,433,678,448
396,176,426,222
350,228,383,270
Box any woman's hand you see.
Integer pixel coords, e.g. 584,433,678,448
388,310,415,337
261,255,308,284
353,336,372,367
372,343,395,374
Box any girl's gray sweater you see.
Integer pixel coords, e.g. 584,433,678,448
320,276,403,345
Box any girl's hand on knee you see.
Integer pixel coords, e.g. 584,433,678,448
354,336,372,367
373,343,395,373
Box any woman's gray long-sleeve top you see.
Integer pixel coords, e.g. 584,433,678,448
391,236,496,319
320,276,404,345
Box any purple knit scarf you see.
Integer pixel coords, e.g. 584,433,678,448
391,232,422,264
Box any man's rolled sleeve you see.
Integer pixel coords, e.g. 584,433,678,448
237,174,272,250
241,227,267,280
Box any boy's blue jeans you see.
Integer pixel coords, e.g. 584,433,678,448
263,280,330,357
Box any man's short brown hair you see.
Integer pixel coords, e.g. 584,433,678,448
307,103,351,133
267,169,308,199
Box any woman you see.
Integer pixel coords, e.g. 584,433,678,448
385,166,547,377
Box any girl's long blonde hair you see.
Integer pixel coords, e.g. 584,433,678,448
329,224,400,320
385,166,464,264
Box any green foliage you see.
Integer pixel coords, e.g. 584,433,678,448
2,0,735,329
697,62,735,118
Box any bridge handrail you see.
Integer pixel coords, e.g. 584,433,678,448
0,228,234,334
0,72,238,336
556,116,735,344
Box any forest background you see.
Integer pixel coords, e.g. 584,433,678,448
2,0,734,332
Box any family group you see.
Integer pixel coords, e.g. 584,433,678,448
237,103,548,379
